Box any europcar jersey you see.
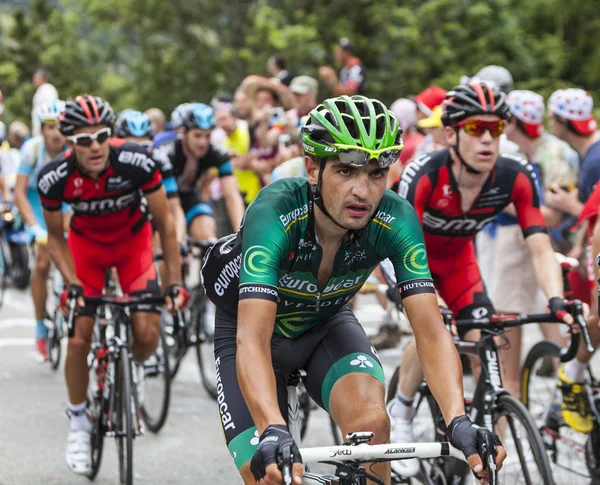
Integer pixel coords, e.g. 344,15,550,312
398,150,547,258
37,139,162,244
203,177,434,338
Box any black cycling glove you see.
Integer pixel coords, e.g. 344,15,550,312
549,297,569,321
447,414,502,477
250,424,302,482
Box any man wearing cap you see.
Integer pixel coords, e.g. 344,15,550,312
414,106,447,157
476,90,578,399
287,75,318,142
318,38,366,96
413,86,447,120
545,88,600,216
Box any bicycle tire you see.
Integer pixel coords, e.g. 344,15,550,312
521,340,562,410
87,388,105,480
493,394,555,485
47,310,62,371
141,325,172,433
194,292,218,400
8,241,30,289
115,347,134,485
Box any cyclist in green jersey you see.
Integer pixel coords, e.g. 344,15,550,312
202,95,505,485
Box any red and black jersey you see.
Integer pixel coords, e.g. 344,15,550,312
398,149,547,258
37,139,162,244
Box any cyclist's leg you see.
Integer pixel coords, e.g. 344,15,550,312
301,307,389,484
214,308,291,485
187,203,216,241
117,223,162,362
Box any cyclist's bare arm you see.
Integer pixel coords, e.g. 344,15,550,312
237,298,286,434
146,188,182,286
167,196,186,242
44,207,79,285
525,233,565,297
14,174,37,226
221,174,245,232
0,174,9,201
402,292,465,425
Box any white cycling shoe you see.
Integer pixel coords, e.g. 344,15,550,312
66,429,92,475
387,402,420,478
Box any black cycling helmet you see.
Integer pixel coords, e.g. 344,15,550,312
441,81,510,127
58,94,116,136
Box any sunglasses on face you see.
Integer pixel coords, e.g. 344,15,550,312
333,143,404,168
67,127,112,147
457,119,505,138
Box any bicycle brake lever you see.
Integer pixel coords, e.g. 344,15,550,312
576,313,595,353
278,445,293,485
67,297,77,338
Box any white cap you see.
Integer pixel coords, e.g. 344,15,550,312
507,90,545,138
548,88,597,135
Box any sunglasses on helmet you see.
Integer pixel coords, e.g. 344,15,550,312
333,143,404,168
67,127,112,147
457,119,505,138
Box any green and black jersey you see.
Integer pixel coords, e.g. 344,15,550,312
202,177,434,338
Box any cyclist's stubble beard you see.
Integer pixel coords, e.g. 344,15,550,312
71,125,110,178
184,130,210,159
318,163,384,231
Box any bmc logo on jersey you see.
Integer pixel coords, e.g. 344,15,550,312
398,155,431,198
118,151,155,173
70,193,137,214
423,212,496,233
38,161,69,195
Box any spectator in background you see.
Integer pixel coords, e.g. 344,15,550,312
545,88,600,216
213,103,260,206
319,38,366,95
0,121,31,194
31,68,58,137
287,75,319,141
470,65,514,94
267,55,292,86
145,108,166,134
414,106,447,156
413,85,447,121
234,88,252,125
390,98,424,166
0,90,6,148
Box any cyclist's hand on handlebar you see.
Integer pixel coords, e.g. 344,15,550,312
165,284,189,312
447,414,506,484
548,297,590,332
59,283,85,316
250,425,302,485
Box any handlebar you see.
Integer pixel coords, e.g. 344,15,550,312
454,300,593,362
66,294,166,337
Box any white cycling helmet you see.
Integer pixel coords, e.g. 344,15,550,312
36,99,66,125
171,103,193,129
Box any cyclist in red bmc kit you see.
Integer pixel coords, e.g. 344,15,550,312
387,81,578,478
37,95,187,475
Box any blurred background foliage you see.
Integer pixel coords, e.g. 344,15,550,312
1,0,599,123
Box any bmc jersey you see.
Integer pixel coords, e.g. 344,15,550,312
340,57,367,95
37,140,162,244
154,136,233,191
202,177,434,338
398,150,547,257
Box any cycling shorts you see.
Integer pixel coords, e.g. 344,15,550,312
214,305,384,470
179,190,214,226
67,222,160,316
429,241,495,324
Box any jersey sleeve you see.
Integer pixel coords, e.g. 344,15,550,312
214,146,234,177
510,160,547,238
378,194,435,299
117,145,163,194
18,141,36,178
37,159,67,211
238,185,294,302
398,154,434,222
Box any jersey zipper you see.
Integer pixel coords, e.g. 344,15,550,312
315,292,321,312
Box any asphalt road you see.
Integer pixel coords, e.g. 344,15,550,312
0,284,406,485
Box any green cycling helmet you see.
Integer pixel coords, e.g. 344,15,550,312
301,95,403,167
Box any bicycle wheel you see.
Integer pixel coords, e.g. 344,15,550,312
114,348,134,485
522,340,591,483
141,326,171,433
195,294,217,400
161,309,183,379
387,367,465,484
87,387,105,480
8,241,31,289
493,394,555,485
47,310,63,371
